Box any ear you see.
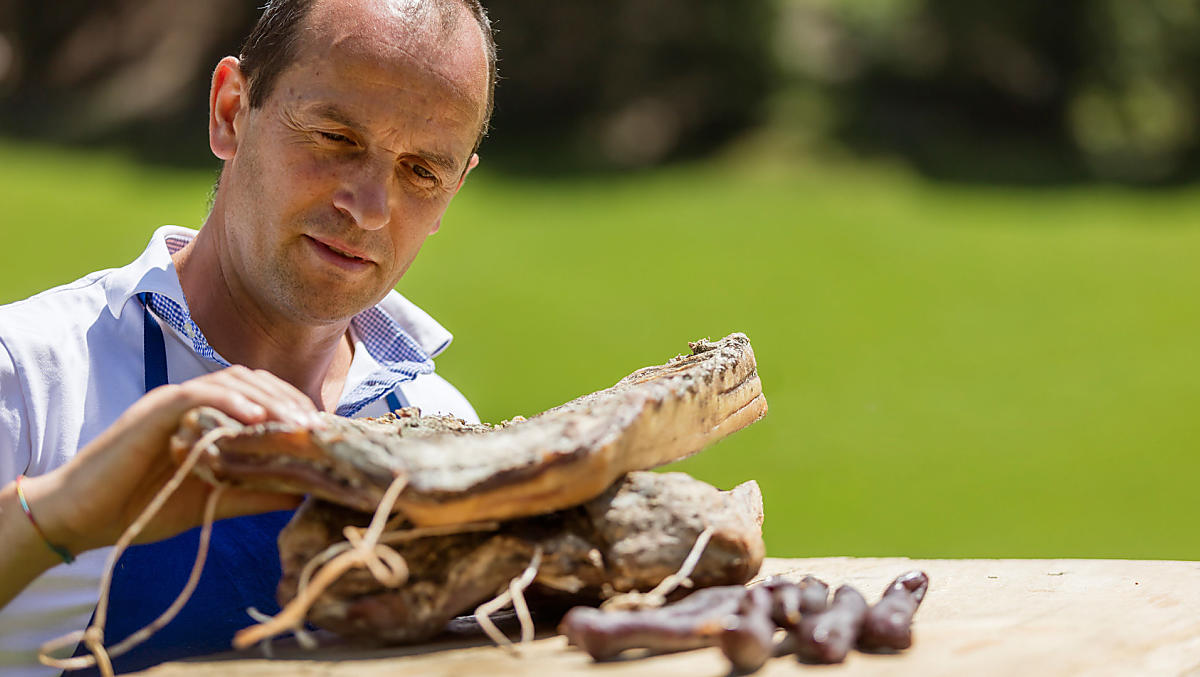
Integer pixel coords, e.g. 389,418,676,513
455,153,480,192
209,56,249,161
430,154,481,235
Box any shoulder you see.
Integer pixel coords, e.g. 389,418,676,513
0,270,115,374
0,275,112,482
0,268,130,375
0,269,114,334
0,270,146,479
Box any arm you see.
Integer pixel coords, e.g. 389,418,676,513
0,366,322,610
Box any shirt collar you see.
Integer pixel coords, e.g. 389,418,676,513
103,225,192,321
102,225,456,358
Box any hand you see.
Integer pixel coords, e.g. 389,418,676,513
23,366,322,554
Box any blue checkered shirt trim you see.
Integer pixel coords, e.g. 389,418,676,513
142,293,434,418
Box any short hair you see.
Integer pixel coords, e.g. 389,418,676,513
237,0,498,152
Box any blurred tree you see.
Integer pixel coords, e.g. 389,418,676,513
10,0,1200,182
1067,0,1200,181
775,0,1200,183
0,0,777,170
0,0,254,164
481,0,776,168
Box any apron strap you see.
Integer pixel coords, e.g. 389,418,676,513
70,293,290,675
140,293,169,391
385,389,406,412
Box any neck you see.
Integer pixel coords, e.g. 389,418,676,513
173,215,354,412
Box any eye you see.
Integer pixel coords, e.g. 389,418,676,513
317,130,354,145
412,165,436,181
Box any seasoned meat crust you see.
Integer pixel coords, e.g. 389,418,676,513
171,333,767,527
276,471,766,643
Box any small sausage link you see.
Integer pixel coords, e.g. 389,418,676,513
758,574,829,628
792,585,867,664
559,585,747,660
858,570,929,651
718,585,775,673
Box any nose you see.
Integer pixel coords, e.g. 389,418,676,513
332,159,392,231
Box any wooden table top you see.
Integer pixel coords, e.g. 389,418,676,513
135,557,1200,677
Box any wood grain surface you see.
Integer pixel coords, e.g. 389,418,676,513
135,557,1200,677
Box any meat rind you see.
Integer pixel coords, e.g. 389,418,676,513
172,333,767,526
276,471,765,644
584,472,764,591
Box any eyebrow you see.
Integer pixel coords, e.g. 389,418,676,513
420,150,462,176
305,103,464,176
306,103,361,130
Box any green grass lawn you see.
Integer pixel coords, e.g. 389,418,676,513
2,140,1197,560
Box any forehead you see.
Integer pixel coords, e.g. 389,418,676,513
277,0,488,144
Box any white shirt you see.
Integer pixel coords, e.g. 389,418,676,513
0,225,477,675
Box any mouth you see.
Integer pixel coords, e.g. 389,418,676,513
304,235,375,270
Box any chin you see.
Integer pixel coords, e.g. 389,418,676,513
277,287,380,325
266,264,393,324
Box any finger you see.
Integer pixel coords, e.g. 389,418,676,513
223,366,321,422
112,382,267,447
206,367,315,426
245,368,319,416
162,379,270,426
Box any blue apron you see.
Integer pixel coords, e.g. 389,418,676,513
72,296,364,674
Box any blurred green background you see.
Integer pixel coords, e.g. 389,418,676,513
1,1,1198,560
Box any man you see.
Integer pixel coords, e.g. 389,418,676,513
0,0,496,673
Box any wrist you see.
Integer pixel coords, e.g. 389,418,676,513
18,470,96,558
1,478,67,576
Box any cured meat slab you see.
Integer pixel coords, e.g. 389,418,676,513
276,471,766,644
171,333,767,526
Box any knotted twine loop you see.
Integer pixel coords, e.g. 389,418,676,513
231,471,411,649
40,424,711,669
36,419,511,673
38,427,238,677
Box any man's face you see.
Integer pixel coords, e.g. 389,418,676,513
217,0,488,325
